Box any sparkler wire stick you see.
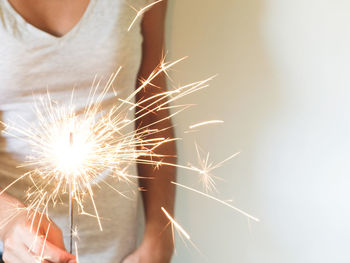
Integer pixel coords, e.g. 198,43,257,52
69,132,74,254
68,181,74,254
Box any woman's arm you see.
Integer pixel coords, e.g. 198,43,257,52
123,1,176,262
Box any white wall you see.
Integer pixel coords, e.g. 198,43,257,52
166,1,350,262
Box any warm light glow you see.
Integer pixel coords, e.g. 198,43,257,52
50,126,94,177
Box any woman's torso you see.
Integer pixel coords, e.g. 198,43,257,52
0,0,150,261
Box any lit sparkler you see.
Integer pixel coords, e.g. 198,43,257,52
0,57,225,252
2,67,258,255
0,57,257,256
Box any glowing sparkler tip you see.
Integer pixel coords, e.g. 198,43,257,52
70,132,73,146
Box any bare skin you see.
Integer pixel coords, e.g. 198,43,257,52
1,0,175,262
0,192,76,263
7,0,90,37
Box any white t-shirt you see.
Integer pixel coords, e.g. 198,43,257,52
0,0,152,262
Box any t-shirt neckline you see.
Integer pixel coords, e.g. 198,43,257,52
3,0,96,43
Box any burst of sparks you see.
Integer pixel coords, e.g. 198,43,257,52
0,57,214,231
0,53,260,261
0,54,258,257
0,60,260,261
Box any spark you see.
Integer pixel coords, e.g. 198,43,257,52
75,241,80,263
155,147,241,193
128,0,164,31
189,120,224,129
36,223,51,263
161,207,190,240
161,207,203,257
190,145,240,192
172,181,260,222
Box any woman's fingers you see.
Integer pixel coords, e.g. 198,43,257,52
23,244,51,263
122,252,140,263
7,221,75,263
3,243,44,263
2,209,74,263
25,235,75,263
36,240,75,263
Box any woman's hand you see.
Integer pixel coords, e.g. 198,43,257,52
122,235,173,263
0,209,75,263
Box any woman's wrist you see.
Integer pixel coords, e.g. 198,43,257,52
140,239,173,262
0,193,26,240
142,224,174,259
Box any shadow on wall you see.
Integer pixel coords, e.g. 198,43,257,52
166,0,286,262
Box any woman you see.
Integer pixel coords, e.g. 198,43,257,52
0,0,176,262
